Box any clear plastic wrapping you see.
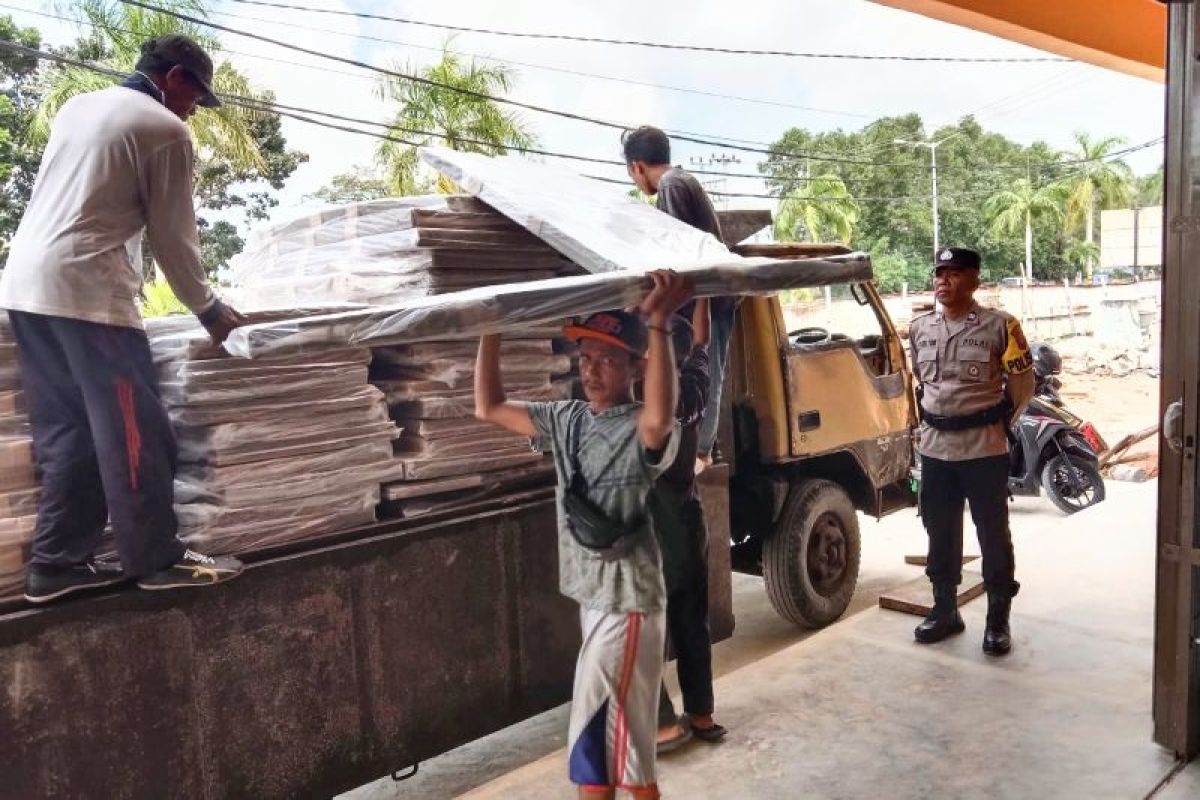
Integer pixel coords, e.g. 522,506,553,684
223,256,872,358
149,314,399,558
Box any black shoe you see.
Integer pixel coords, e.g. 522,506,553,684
24,559,127,604
914,584,966,644
137,549,244,591
983,593,1013,656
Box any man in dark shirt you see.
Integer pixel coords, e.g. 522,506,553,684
640,307,728,752
622,126,737,467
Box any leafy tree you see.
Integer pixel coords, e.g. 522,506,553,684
310,164,396,204
197,219,243,278
31,1,305,277
376,44,536,194
34,1,265,169
774,175,859,243
760,114,1066,287
0,15,43,266
1061,132,1133,279
1135,167,1164,207
1063,239,1100,276
985,178,1068,283
140,279,188,317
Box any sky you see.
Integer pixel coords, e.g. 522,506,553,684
2,0,1167,230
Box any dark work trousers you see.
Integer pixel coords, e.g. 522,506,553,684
919,453,1020,598
655,496,715,726
10,311,184,577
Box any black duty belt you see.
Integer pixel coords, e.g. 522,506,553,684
920,400,1012,432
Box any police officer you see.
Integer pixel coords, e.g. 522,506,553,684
909,248,1035,656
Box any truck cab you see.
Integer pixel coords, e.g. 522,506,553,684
724,243,919,627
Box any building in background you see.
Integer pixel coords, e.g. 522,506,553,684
1101,206,1163,276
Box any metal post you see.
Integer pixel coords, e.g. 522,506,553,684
894,135,954,258
930,145,940,254
1064,277,1076,337
1133,202,1142,278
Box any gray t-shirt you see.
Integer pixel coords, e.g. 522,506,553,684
528,400,681,613
656,167,723,241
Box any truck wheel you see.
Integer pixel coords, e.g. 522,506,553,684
763,478,861,628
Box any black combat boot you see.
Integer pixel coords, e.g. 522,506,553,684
982,593,1012,656
914,584,965,644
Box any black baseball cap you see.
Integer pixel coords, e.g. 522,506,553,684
141,34,221,108
564,310,648,357
934,247,981,271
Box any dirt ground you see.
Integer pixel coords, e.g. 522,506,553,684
1055,371,1160,460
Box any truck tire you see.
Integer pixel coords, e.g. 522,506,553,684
763,478,861,628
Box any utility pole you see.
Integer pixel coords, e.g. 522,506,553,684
894,134,955,257
690,152,742,209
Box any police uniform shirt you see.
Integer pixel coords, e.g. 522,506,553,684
909,302,1033,461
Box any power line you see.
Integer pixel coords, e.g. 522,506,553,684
226,0,1072,64
5,1,1161,180
0,37,1161,202
197,6,879,122
107,0,959,169
118,0,1149,175
0,40,1013,203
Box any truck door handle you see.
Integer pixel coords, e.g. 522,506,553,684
1164,400,1185,454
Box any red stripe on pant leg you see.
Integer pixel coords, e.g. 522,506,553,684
613,612,643,787
115,379,141,491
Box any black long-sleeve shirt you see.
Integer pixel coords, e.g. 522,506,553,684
657,344,710,500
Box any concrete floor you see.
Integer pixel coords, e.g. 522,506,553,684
346,480,1192,799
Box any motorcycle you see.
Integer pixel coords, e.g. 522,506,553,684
1007,343,1107,514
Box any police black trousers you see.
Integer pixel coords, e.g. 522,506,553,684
9,311,185,577
919,453,1020,598
657,498,715,726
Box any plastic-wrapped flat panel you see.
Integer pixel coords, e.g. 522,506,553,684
223,255,872,358
388,381,572,420
0,313,36,599
394,448,545,481
419,147,733,273
148,314,400,557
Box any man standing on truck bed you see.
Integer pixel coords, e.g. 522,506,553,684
908,247,1035,656
622,125,733,468
0,35,246,603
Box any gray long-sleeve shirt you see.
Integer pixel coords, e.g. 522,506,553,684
0,86,215,329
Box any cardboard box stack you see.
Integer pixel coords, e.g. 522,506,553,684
230,196,584,518
0,312,38,599
147,315,400,554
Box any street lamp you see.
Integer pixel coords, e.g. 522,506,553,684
894,135,956,256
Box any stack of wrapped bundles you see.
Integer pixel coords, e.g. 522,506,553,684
229,195,580,307
373,327,574,517
146,312,400,554
0,312,39,599
230,195,586,518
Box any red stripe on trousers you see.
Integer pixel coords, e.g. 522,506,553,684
613,612,642,787
115,379,141,491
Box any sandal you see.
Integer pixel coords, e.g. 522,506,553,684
688,720,728,743
656,723,693,755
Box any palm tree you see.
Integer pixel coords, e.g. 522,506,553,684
1062,132,1133,279
32,0,264,172
985,178,1067,283
774,175,859,244
1063,239,1101,277
376,45,536,195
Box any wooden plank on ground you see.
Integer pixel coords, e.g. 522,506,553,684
879,570,986,617
903,554,980,567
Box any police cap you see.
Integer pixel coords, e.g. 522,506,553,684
934,247,981,271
